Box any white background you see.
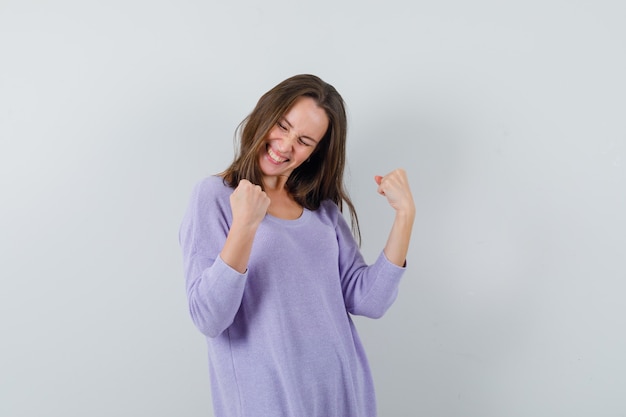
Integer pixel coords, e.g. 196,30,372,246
1,0,625,416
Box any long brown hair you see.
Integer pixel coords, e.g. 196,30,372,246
221,74,360,242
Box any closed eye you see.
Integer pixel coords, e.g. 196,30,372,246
299,138,314,147
278,117,317,147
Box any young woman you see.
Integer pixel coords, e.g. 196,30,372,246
180,74,415,417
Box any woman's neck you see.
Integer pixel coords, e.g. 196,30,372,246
262,174,289,192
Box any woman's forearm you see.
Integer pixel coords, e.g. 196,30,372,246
383,208,415,267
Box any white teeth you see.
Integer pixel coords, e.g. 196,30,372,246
268,147,286,163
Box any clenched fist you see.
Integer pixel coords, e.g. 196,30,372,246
374,169,415,267
230,179,271,229
374,169,415,215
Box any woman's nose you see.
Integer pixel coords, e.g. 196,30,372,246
278,132,296,152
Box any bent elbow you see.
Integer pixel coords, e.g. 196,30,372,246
200,323,226,338
352,303,389,319
350,289,399,319
188,303,233,338
367,306,388,320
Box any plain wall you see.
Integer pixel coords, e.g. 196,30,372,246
1,0,625,416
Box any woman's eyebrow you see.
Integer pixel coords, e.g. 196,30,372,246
281,116,293,128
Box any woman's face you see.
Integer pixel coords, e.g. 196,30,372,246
258,96,329,183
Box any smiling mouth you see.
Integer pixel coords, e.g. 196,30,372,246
267,146,288,163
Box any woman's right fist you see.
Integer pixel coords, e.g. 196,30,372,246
229,179,271,229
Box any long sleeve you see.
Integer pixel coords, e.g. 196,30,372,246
179,177,247,338
182,193,407,417
331,202,406,319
